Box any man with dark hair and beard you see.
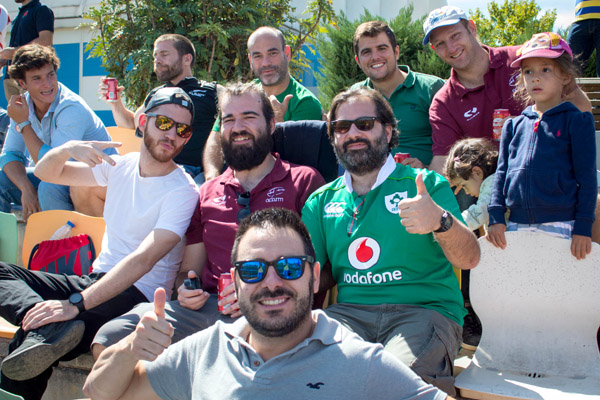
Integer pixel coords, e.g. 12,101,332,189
301,87,480,397
0,87,198,399
90,82,325,359
84,207,451,400
203,26,323,181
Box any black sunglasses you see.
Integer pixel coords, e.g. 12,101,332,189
146,113,193,139
331,117,381,134
234,255,314,283
237,191,251,222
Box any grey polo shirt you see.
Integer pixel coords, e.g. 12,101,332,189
145,310,446,400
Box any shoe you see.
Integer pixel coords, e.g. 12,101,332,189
462,305,482,351
1,320,85,381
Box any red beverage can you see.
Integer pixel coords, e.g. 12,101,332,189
105,78,118,102
394,152,410,163
217,273,233,312
492,109,510,141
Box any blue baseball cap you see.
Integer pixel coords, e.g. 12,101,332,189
422,6,469,45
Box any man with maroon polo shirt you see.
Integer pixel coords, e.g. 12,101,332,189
423,6,591,175
90,82,325,357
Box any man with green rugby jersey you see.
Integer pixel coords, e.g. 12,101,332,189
302,87,480,397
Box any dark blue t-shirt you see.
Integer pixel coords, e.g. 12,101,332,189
5,0,54,78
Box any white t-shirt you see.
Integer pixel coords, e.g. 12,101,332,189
91,153,199,300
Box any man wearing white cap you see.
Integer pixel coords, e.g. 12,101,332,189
422,6,591,175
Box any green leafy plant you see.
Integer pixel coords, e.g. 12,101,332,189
469,0,556,47
83,0,335,107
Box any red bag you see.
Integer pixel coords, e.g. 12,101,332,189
28,234,96,276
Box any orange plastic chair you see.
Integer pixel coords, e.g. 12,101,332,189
106,126,142,155
22,210,105,267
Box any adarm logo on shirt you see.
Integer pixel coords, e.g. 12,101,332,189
266,187,285,203
213,195,226,205
464,107,480,121
344,237,403,285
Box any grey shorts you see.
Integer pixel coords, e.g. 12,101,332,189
93,294,235,347
325,303,462,396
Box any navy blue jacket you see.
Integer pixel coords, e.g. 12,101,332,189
489,102,597,237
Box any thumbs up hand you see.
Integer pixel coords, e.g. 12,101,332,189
269,94,292,122
128,288,174,361
397,172,445,234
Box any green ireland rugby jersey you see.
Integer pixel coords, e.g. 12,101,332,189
302,160,467,325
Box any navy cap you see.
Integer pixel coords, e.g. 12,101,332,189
143,87,194,118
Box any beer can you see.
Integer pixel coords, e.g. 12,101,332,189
394,152,410,163
492,109,510,141
217,273,233,312
105,78,118,102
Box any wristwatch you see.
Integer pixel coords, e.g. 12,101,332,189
433,210,454,233
68,292,86,314
15,120,31,134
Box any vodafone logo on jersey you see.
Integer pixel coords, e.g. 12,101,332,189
348,237,380,270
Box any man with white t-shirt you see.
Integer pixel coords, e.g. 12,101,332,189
0,87,198,399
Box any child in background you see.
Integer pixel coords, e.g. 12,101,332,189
444,138,498,232
487,32,597,260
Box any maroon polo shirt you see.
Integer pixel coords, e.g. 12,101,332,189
429,45,523,156
185,153,325,293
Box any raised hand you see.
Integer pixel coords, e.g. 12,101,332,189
128,288,174,361
66,140,121,167
7,94,29,124
269,94,292,122
398,172,444,234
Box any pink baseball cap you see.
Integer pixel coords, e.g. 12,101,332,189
510,32,573,68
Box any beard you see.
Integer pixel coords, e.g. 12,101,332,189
143,127,185,162
238,276,314,338
334,129,389,175
221,128,273,171
253,61,288,87
155,59,184,82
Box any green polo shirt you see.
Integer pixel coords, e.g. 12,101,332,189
351,66,444,165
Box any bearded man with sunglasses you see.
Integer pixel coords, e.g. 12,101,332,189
301,87,479,396
89,82,324,359
0,87,198,400
84,207,452,400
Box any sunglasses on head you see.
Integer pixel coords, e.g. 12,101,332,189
331,117,381,134
236,191,251,222
234,255,314,283
146,113,193,139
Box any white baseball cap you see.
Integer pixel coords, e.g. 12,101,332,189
423,6,468,45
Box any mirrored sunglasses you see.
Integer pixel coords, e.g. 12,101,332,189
331,117,380,134
146,113,193,139
234,255,314,283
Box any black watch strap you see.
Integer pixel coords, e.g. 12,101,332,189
433,210,453,233
69,293,85,313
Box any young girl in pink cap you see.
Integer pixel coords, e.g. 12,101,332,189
487,32,597,260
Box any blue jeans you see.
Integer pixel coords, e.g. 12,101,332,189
568,19,600,77
0,167,73,212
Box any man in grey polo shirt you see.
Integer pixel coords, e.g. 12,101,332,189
84,208,452,400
